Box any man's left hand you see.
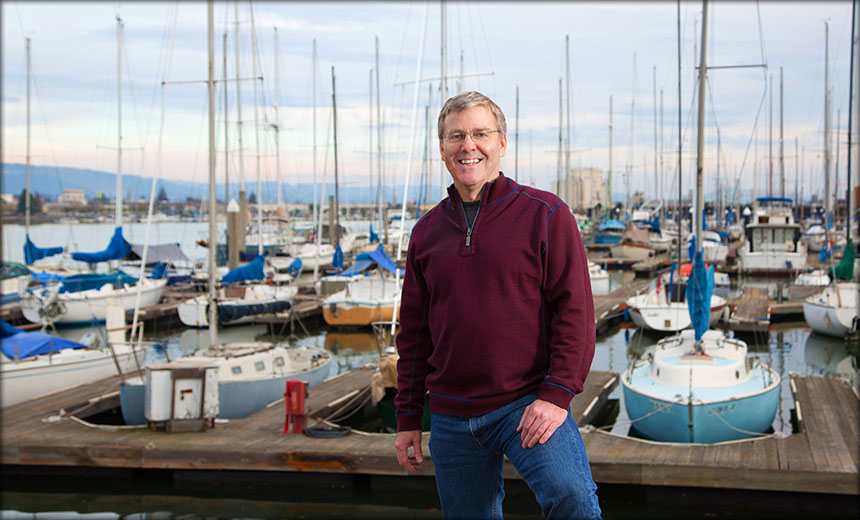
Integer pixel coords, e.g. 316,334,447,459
516,399,568,448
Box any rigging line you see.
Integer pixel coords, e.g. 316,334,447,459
391,1,414,90
28,61,82,249
465,1,481,92
473,1,496,97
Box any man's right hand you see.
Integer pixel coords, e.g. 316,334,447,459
394,430,423,473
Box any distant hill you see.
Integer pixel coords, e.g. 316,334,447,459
1,163,412,205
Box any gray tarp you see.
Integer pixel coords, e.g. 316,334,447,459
127,243,189,265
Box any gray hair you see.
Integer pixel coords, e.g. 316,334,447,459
437,91,507,140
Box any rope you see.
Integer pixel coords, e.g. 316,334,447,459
596,405,668,432
696,399,774,439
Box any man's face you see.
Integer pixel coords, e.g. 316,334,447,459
439,105,507,201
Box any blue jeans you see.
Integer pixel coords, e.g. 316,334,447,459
429,394,602,519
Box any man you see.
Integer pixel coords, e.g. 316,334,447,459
394,91,601,519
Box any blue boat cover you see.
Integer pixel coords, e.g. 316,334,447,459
338,259,374,277
286,258,302,277
23,235,63,265
0,320,86,359
71,227,131,263
332,244,344,271
756,196,792,204
369,224,379,244
150,262,167,280
597,219,626,231
217,300,291,324
357,244,403,275
30,271,138,293
686,250,715,342
222,255,265,284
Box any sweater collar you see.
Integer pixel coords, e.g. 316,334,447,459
447,172,517,206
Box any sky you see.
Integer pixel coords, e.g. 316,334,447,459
2,1,858,206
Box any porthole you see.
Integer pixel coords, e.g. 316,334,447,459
274,357,285,367
255,361,265,371
231,366,242,375
735,370,740,379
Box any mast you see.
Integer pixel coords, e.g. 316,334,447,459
25,37,31,236
331,66,340,244
769,72,773,198
116,16,124,229
608,95,613,217
375,36,384,243
441,0,447,105
628,52,636,218
515,85,519,183
235,0,246,253
207,0,219,346
825,21,832,244
660,87,665,225
249,3,262,255
676,0,683,264
312,39,320,281
850,0,858,243
557,78,563,196
695,0,709,263
653,65,658,204
780,66,785,198
565,35,572,205
223,31,229,205
274,26,282,209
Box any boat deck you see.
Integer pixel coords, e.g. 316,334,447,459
2,362,856,496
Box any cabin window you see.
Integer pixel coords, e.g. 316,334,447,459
231,366,242,375
255,361,265,371
735,370,740,379
274,357,285,367
656,368,660,377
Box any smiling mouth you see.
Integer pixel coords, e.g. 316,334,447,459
459,158,481,165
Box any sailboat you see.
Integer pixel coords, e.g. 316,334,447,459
802,17,859,339
622,1,780,443
120,2,332,425
1,319,142,408
19,19,168,326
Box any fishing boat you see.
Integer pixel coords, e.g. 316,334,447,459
592,218,626,245
738,197,807,274
622,1,780,443
1,320,142,408
118,342,334,424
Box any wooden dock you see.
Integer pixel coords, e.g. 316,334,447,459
593,280,650,336
3,363,854,496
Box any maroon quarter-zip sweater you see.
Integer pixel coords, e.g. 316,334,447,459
395,173,595,431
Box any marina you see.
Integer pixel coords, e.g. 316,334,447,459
2,0,860,516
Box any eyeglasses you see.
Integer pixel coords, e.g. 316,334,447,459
441,129,501,144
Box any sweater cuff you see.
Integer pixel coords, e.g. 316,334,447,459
537,382,575,411
396,413,424,432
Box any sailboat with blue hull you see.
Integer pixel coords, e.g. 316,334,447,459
621,0,780,444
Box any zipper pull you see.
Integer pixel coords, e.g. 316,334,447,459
465,227,473,248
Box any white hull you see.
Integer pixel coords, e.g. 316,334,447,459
610,243,655,260
627,292,727,332
795,269,830,287
739,248,807,273
1,343,142,408
21,278,168,325
802,283,859,337
177,284,298,328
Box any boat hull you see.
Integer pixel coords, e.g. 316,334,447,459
739,250,807,274
1,344,142,408
323,303,399,327
118,353,334,425
621,371,781,443
802,283,859,337
21,278,167,325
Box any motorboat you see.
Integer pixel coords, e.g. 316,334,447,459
738,197,806,274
